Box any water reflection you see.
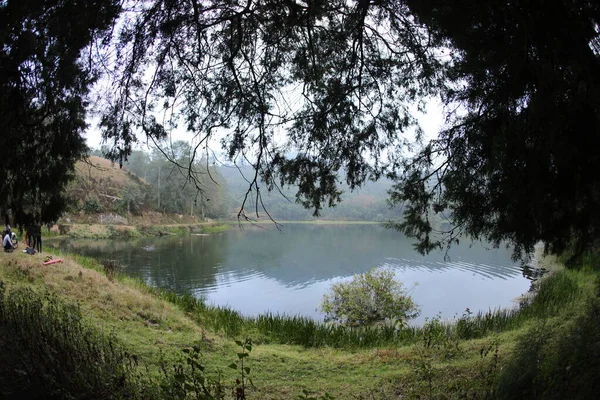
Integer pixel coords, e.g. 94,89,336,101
55,224,532,323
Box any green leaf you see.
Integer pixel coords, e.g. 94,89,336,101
244,367,251,375
237,352,249,359
184,382,195,391
228,362,238,370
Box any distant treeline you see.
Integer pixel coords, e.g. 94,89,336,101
90,143,406,222
219,164,406,221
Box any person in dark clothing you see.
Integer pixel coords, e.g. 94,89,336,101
35,226,42,253
31,224,42,253
27,225,35,249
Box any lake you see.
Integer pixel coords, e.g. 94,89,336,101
55,223,533,324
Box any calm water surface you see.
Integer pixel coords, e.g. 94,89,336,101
56,224,533,324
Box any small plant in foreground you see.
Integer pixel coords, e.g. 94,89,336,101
102,259,122,281
229,338,253,399
412,314,463,398
0,283,139,398
161,338,254,399
321,268,419,326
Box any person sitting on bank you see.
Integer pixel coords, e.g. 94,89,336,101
3,231,14,252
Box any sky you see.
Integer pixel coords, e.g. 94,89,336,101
83,99,446,153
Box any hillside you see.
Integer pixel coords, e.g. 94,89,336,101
63,156,170,225
73,151,447,226
69,156,149,211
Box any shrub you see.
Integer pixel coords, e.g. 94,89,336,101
320,268,419,326
82,197,102,214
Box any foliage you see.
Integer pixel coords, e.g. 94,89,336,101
4,0,597,260
102,259,121,281
82,197,102,214
496,280,600,399
391,0,600,259
117,183,145,215
321,268,419,327
0,0,120,227
98,0,443,222
0,282,140,399
159,338,253,400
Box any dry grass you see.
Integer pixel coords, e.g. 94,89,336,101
66,224,111,238
75,156,133,188
0,250,208,359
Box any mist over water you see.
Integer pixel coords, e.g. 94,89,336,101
57,224,532,324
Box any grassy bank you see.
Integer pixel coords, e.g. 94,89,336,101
51,219,379,239
1,249,599,398
55,221,230,239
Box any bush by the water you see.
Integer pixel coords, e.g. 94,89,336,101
321,268,419,326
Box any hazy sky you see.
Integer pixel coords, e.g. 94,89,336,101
84,99,445,153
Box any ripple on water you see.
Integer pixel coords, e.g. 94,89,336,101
383,256,523,280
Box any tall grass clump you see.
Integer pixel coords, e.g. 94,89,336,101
198,305,248,337
255,313,419,348
521,270,581,316
496,278,600,399
0,282,141,399
452,270,584,340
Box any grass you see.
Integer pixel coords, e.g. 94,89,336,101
230,220,383,225
1,247,599,398
54,221,230,239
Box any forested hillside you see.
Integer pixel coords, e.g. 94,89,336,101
80,146,444,224
65,149,228,221
117,143,228,219
82,146,430,223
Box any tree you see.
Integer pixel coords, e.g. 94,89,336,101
392,0,600,259
123,143,228,218
93,1,599,259
0,0,120,227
